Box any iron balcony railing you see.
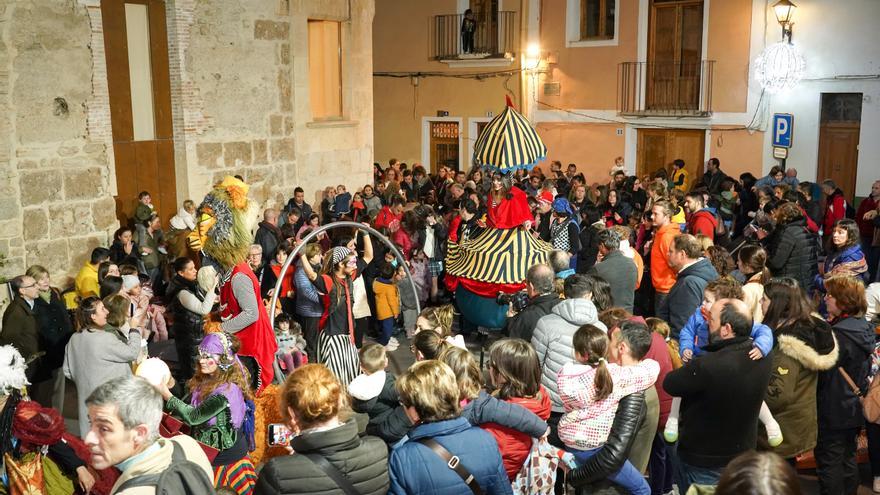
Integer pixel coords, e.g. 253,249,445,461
618,60,715,116
431,11,516,60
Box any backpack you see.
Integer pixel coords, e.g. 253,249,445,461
712,210,727,238
115,440,216,494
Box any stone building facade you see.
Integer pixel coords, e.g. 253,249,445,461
0,0,375,285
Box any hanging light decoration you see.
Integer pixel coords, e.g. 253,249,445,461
754,41,805,94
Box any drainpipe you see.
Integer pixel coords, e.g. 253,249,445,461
519,0,529,114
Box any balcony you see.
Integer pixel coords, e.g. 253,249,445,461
618,60,715,117
431,11,517,67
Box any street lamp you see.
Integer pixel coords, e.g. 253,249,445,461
773,0,796,42
523,43,542,71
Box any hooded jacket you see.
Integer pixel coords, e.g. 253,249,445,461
531,298,608,412
351,371,411,445
658,258,719,339
589,249,638,312
650,223,681,293
765,317,839,459
817,316,875,431
687,209,718,240
767,218,819,294
255,416,390,495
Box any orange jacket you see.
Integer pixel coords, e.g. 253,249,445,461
373,279,400,320
651,223,680,293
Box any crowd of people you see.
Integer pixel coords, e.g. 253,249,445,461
1,156,880,495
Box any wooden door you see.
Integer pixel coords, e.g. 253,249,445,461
637,129,705,184
470,0,498,53
102,0,177,228
647,0,703,111
817,93,862,201
430,121,460,172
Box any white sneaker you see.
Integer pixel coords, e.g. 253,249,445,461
873,476,880,493
663,417,679,443
385,341,399,351
389,337,399,344
765,419,784,447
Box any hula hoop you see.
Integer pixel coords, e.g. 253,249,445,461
267,221,421,328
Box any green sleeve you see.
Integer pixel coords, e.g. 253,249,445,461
165,394,228,427
765,353,798,413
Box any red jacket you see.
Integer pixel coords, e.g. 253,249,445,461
644,332,674,429
823,190,846,233
687,209,717,240
856,195,879,238
373,206,401,231
483,387,552,480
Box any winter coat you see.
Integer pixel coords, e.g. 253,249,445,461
0,297,40,371
112,436,214,495
373,278,400,320
32,290,73,371
294,260,323,318
482,387,552,480
658,258,719,339
388,416,512,495
254,221,283,267
687,209,718,240
576,222,604,273
109,239,141,265
589,249,638,312
678,308,773,359
663,336,773,468
362,194,383,219
462,390,548,438
507,293,561,343
766,217,819,294
817,316,875,431
531,298,608,412
255,417,389,495
857,195,880,238
350,371,411,445
765,317,839,459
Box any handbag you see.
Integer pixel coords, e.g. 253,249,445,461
511,437,560,495
837,367,880,423
415,438,484,495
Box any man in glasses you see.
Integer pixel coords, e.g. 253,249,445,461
1,275,42,379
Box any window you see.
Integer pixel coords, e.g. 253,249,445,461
566,0,618,47
308,20,342,120
580,0,615,40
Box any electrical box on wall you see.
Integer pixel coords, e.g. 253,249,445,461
543,82,561,96
437,110,449,117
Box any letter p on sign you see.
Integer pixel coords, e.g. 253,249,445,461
772,114,793,148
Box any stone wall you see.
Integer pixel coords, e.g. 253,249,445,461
0,1,115,286
0,0,375,288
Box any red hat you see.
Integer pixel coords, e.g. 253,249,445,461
538,191,554,205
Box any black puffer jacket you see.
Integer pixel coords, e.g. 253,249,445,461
32,289,73,371
766,218,819,293
254,416,390,495
569,392,646,494
817,316,874,431
165,275,207,380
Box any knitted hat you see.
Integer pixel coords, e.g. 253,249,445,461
122,274,140,290
330,246,352,266
538,191,554,205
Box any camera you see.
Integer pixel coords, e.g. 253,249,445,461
497,290,529,313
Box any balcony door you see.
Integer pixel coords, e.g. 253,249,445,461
470,0,499,54
647,0,703,112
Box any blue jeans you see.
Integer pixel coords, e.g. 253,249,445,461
378,317,394,345
569,447,650,495
675,459,722,494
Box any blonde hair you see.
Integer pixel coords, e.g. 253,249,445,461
359,343,386,374
417,304,455,338
281,364,343,428
695,234,714,253
439,346,482,401
397,360,461,422
645,317,671,339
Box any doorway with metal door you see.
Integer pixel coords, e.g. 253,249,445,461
817,93,862,202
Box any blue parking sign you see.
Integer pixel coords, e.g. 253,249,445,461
773,114,793,148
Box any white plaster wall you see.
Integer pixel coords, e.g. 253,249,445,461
759,0,880,196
